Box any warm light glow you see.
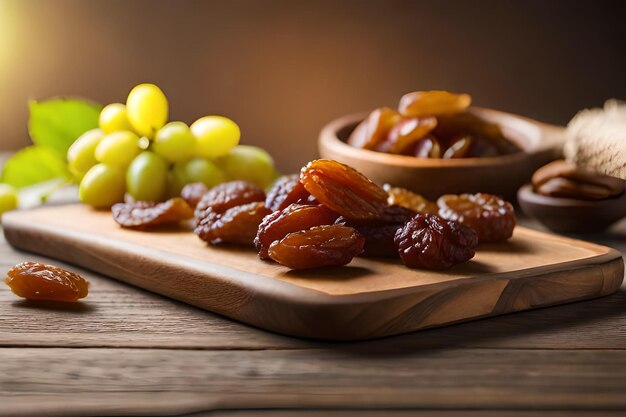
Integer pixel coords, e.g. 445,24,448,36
0,0,17,77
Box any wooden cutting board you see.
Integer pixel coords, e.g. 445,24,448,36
2,204,623,340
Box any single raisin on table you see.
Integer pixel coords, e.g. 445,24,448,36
347,107,401,150
181,182,209,208
384,185,438,215
265,174,314,212
395,214,478,270
268,225,365,270
195,201,271,245
300,159,388,221
437,193,515,242
194,180,265,220
255,204,339,259
5,262,89,302
112,198,193,229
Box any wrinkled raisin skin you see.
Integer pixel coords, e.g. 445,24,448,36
5,262,89,302
195,201,270,245
113,198,193,229
437,193,515,243
265,175,313,212
194,180,265,220
255,204,339,259
300,159,388,221
268,225,365,270
181,182,209,208
395,214,478,270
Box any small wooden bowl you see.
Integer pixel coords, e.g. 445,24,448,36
318,107,565,200
517,184,626,233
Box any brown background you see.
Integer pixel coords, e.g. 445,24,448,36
1,0,625,173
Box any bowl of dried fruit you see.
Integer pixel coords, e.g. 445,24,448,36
319,91,565,200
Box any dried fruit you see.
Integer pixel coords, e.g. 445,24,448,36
195,201,271,245
300,159,388,221
407,134,442,158
399,91,472,117
112,198,193,229
442,135,474,159
255,204,339,258
434,113,521,156
347,107,401,150
268,225,365,269
377,116,437,154
265,174,313,212
181,182,209,208
437,193,515,242
194,180,265,219
384,185,438,214
5,262,89,302
395,214,478,269
352,223,403,258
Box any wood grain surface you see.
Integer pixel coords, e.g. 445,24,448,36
2,204,623,341
0,215,625,416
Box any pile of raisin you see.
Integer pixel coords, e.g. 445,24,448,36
5,262,89,302
110,158,516,272
347,91,521,159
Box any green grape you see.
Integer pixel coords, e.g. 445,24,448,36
191,115,240,158
126,151,168,202
126,83,168,138
99,103,133,134
0,183,18,216
79,163,126,208
216,145,275,188
153,121,196,163
67,128,105,179
95,131,141,166
165,168,187,198
173,157,225,189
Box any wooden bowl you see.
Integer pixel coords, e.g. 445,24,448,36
318,107,565,200
517,184,626,233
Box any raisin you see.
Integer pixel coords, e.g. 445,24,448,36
442,135,474,159
405,134,442,158
195,201,271,245
194,180,265,219
255,204,339,259
384,185,438,214
395,214,478,270
352,223,402,258
347,107,401,150
5,262,89,302
376,116,437,154
181,182,209,208
268,225,365,270
112,198,193,229
265,174,313,212
434,113,521,156
300,159,388,221
398,91,472,117
437,193,515,242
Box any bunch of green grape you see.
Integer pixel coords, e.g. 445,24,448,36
68,84,277,208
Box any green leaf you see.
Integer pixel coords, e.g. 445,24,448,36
1,146,70,189
29,98,102,154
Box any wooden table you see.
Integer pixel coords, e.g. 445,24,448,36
1,215,625,417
